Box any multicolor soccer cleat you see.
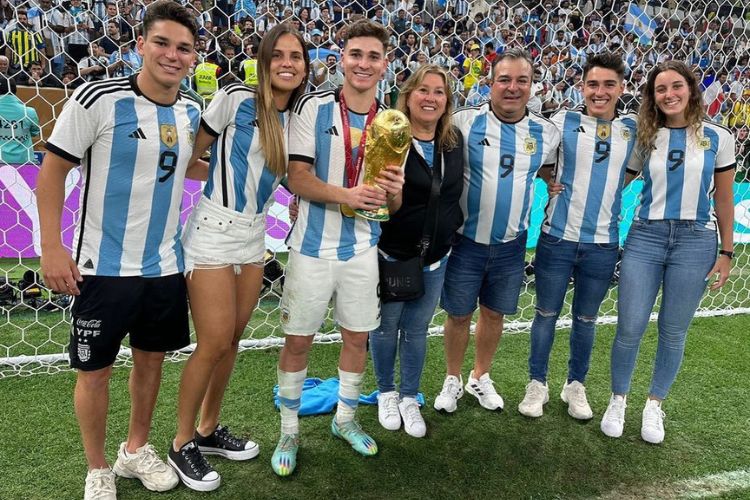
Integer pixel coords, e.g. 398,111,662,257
271,433,299,477
331,418,378,456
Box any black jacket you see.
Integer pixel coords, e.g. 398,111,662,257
378,128,465,265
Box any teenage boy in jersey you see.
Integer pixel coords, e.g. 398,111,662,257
37,2,201,499
518,52,638,420
434,48,561,414
272,19,404,477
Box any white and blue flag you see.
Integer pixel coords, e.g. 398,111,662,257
624,4,657,44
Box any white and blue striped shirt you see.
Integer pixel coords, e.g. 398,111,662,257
629,121,736,227
543,107,638,243
287,90,386,261
413,139,435,168
46,76,201,277
202,84,285,215
453,103,560,244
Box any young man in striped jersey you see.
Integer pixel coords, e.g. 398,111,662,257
434,48,561,414
518,52,638,420
271,19,404,477
37,2,201,498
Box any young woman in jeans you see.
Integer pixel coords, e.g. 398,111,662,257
601,61,736,444
370,65,464,437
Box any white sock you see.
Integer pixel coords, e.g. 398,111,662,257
336,368,364,424
278,367,306,435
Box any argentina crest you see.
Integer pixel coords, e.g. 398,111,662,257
523,135,537,155
77,342,91,363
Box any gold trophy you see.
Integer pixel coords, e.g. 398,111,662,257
350,109,412,221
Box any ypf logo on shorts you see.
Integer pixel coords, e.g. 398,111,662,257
74,318,102,339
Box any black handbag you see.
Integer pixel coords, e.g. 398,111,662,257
379,140,443,303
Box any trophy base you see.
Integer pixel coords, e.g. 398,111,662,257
354,205,390,221
340,204,356,217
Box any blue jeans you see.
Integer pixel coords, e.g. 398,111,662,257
611,220,717,399
529,232,619,383
370,262,447,397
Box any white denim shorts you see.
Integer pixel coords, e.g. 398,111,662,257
280,246,380,336
182,197,266,274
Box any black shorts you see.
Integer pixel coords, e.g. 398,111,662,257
69,274,190,371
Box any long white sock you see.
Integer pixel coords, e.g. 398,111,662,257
278,367,307,435
336,368,364,424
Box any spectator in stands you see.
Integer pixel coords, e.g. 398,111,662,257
27,0,67,79
462,43,483,94
314,53,344,91
100,19,123,55
5,9,47,77
61,65,83,89
77,41,109,82
217,44,238,86
0,77,40,165
0,56,8,77
23,60,58,87
66,0,95,62
107,35,142,78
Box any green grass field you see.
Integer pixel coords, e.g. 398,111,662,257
1,314,749,500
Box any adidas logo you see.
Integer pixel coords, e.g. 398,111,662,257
128,128,147,139
478,138,490,146
83,259,94,270
250,119,259,127
575,126,586,133
324,126,339,136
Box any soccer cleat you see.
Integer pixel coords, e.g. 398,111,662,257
167,440,220,492
112,442,178,492
560,380,594,420
195,424,259,461
377,391,402,431
399,397,427,438
601,395,627,438
641,399,666,444
465,370,504,410
433,375,464,413
331,418,378,456
271,433,299,477
518,380,549,418
84,468,116,500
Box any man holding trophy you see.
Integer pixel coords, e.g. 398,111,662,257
271,19,406,477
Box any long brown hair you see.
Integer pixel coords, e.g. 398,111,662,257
396,64,458,151
255,22,309,177
636,61,704,153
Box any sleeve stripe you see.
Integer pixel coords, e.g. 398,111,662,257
45,142,81,164
626,168,640,175
715,163,736,173
79,85,132,109
289,154,314,164
200,118,220,137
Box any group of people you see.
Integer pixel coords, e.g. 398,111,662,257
36,2,736,499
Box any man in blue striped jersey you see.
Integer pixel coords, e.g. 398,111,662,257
271,19,404,477
518,52,639,420
434,48,561,414
37,2,202,499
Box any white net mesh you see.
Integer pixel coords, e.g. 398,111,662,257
1,0,749,376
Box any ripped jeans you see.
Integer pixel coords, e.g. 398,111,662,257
369,261,447,398
528,232,619,384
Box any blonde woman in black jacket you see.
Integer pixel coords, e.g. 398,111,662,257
370,64,465,438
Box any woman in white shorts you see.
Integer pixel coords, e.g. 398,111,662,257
168,23,309,492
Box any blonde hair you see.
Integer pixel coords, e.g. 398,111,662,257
255,23,309,177
396,64,458,151
636,60,704,154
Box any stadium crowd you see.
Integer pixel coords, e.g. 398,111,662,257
1,0,750,177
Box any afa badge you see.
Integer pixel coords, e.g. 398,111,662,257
621,127,632,141
187,129,195,147
597,123,611,140
523,136,537,155
77,343,90,363
160,124,178,149
698,136,711,150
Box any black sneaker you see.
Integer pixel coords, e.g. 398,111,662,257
195,424,260,461
167,440,220,492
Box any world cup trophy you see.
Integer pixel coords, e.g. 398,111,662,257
348,109,412,221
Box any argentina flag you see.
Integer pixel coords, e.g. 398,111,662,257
624,4,657,44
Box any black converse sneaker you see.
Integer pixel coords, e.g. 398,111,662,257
195,424,260,461
167,440,220,492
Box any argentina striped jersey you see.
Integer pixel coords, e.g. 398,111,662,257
45,76,201,277
543,107,638,243
630,121,736,227
202,84,285,215
453,103,560,244
287,90,385,261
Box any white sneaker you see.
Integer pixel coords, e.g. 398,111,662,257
518,380,549,417
399,397,426,438
465,370,504,411
433,375,464,413
560,380,594,420
600,395,627,438
377,391,401,431
113,442,179,492
641,399,666,444
84,468,116,500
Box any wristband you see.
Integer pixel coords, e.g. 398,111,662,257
719,250,734,260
